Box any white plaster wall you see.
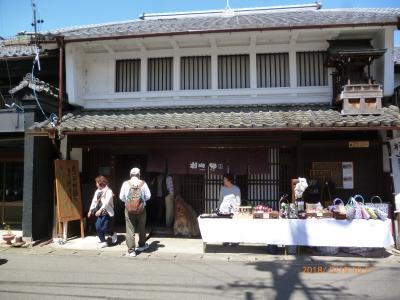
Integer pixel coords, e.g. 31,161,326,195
65,26,395,109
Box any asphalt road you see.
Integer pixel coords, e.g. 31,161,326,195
0,248,400,300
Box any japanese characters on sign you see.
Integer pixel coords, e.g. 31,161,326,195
189,161,225,173
55,160,83,222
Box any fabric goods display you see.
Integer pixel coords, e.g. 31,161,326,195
361,206,370,220
363,206,378,219
345,198,356,220
374,207,388,221
349,195,365,219
367,196,390,215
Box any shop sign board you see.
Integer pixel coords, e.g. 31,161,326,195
54,160,83,222
189,161,225,174
349,141,370,148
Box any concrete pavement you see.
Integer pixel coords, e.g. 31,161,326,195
1,245,400,300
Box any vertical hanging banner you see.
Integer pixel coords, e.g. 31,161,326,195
389,138,400,195
54,160,83,223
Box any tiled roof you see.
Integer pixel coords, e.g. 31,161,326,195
47,8,400,41
30,104,400,133
0,44,40,58
395,47,400,65
8,73,59,98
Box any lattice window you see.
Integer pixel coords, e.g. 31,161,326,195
296,51,328,86
115,59,141,92
218,54,250,89
181,56,211,90
257,53,290,88
147,57,173,91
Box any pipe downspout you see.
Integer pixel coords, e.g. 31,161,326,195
56,35,64,125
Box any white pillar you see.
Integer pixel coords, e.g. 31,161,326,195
140,56,147,92
383,27,395,96
289,49,297,88
108,58,115,93
60,135,68,160
250,50,257,89
211,52,218,90
173,55,180,91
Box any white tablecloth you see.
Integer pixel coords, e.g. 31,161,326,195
198,217,394,247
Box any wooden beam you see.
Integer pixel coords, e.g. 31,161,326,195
103,44,115,54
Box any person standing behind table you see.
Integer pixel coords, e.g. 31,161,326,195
165,174,175,227
87,176,117,249
119,167,151,257
217,174,241,214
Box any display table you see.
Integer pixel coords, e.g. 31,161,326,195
198,217,394,250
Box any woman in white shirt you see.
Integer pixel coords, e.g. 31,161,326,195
88,176,117,248
217,173,241,214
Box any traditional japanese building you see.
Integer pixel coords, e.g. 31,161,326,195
0,37,60,232
7,4,400,240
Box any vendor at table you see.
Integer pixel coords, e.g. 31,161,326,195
217,173,241,213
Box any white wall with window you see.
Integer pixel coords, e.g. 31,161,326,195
64,27,392,109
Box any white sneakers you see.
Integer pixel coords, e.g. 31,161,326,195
98,242,108,249
111,233,118,244
136,243,149,252
125,251,137,257
125,243,149,258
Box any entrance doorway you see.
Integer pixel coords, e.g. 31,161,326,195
0,161,23,225
114,154,148,226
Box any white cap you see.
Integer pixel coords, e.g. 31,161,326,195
130,167,140,176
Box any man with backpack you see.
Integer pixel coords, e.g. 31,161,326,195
119,167,151,257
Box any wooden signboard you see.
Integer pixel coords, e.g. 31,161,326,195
54,160,84,238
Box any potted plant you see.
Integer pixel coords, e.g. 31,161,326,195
2,223,15,245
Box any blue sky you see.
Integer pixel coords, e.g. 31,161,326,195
0,0,399,44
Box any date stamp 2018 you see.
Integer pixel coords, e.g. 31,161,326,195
302,265,369,274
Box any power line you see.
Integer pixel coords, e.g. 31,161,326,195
29,0,56,126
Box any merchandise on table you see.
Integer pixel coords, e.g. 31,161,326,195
329,198,347,220
367,196,390,217
233,206,253,219
252,204,272,219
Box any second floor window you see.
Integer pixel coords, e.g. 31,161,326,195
148,57,173,91
115,59,141,92
297,51,328,87
218,54,250,89
257,53,290,88
181,56,211,90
